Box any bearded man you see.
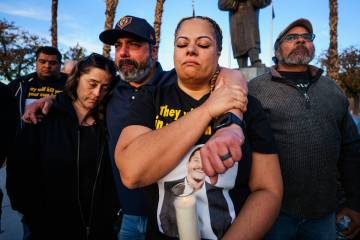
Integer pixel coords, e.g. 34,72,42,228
249,19,360,239
99,16,177,240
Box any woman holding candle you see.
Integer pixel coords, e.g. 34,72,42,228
116,16,283,239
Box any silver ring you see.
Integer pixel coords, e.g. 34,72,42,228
219,152,232,161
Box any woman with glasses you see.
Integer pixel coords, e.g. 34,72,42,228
7,53,119,240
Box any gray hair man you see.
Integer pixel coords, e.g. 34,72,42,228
249,18,360,239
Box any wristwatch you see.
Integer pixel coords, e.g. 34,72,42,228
213,112,245,131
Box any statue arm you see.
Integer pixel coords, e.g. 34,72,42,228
250,0,271,8
218,0,239,11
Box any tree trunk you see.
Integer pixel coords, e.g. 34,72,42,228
51,0,58,48
153,0,166,60
328,0,339,83
103,0,119,58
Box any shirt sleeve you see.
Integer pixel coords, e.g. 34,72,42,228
122,88,156,130
339,111,360,212
245,95,278,154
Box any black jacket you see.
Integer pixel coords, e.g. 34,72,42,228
7,93,119,240
0,82,19,166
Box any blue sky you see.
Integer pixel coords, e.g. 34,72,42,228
0,0,359,70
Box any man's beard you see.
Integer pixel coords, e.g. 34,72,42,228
118,57,154,83
276,44,315,65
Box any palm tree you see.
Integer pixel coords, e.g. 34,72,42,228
328,0,339,83
153,0,166,59
103,0,119,58
51,0,58,48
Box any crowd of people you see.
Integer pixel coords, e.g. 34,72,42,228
0,12,359,240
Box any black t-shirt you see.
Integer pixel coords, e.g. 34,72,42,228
25,76,65,106
278,70,311,93
123,82,277,239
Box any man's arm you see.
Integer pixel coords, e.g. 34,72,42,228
223,152,283,240
22,95,56,123
116,79,245,189
218,0,239,11
337,111,360,238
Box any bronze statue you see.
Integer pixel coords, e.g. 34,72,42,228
218,0,271,68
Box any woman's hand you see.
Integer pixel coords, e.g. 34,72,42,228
202,77,247,119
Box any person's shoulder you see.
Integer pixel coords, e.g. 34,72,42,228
0,81,17,108
50,93,76,118
135,84,160,103
140,81,177,105
0,81,13,98
59,72,68,82
317,75,348,102
248,69,273,88
8,72,36,89
250,68,272,80
149,79,177,92
244,94,266,120
157,68,177,87
247,95,263,110
318,75,343,89
18,72,37,82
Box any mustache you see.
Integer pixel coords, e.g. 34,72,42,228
118,59,139,68
289,45,310,56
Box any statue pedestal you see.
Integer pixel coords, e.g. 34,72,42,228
239,67,269,81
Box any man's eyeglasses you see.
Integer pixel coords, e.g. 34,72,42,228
282,33,316,42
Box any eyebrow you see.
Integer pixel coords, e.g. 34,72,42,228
87,78,102,83
88,78,110,85
176,35,213,41
38,58,58,62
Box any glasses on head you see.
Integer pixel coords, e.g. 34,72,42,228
282,33,316,42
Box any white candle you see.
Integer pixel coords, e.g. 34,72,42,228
174,193,200,240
